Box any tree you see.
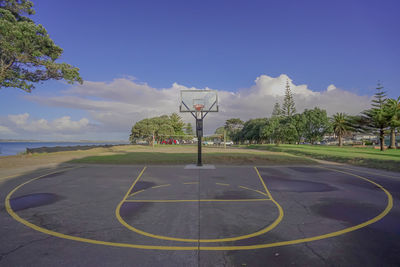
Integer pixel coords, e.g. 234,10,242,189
271,102,282,117
184,123,194,135
331,112,351,147
224,118,244,143
360,83,389,151
292,113,307,144
261,117,284,145
0,0,82,92
385,97,400,149
129,113,185,144
280,116,299,144
169,113,184,135
241,118,267,144
214,126,224,135
303,107,332,144
129,118,155,143
281,80,296,117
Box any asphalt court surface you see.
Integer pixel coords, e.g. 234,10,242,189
1,164,400,266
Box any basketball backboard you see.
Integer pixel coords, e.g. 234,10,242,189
179,90,218,113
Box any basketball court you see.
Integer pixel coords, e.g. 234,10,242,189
2,163,399,266
1,90,399,266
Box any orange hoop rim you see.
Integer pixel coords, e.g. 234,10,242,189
194,104,204,111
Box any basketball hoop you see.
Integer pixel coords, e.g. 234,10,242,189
179,90,218,167
194,104,204,111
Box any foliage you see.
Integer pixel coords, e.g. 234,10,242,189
280,116,299,144
184,122,194,135
241,118,267,143
224,118,244,143
129,113,186,143
384,97,400,148
281,80,296,117
169,113,185,135
359,83,390,151
260,117,284,145
292,113,307,143
0,0,82,92
330,112,352,146
302,107,332,144
271,102,282,117
214,126,225,135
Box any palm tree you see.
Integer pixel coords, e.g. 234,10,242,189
331,112,350,147
385,97,400,149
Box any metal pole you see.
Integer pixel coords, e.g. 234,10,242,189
197,133,202,166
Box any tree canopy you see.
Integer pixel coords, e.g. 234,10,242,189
129,113,187,143
224,118,244,143
0,0,82,92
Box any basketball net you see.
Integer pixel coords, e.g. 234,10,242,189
194,104,204,112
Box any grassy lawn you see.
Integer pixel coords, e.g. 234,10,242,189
245,144,400,172
68,146,315,165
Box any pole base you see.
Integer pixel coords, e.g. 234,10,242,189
184,164,216,169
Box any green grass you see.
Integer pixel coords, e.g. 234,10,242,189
68,151,315,165
246,144,400,172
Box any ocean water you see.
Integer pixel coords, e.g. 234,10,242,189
0,142,128,156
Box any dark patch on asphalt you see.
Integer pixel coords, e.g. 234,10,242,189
10,193,62,211
224,233,316,267
119,202,152,220
211,176,227,181
263,176,336,192
311,198,381,225
129,181,156,194
257,168,285,176
214,190,255,199
289,167,327,173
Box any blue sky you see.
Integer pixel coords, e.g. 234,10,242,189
1,0,399,140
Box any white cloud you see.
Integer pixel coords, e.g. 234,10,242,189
20,74,372,137
8,113,29,126
327,84,337,91
0,125,15,135
1,114,90,139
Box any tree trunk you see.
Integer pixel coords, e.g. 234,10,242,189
380,129,385,151
389,128,396,149
338,135,343,147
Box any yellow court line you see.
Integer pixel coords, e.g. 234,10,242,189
5,166,393,251
151,184,171,189
215,183,230,186
128,189,145,197
115,166,283,243
125,199,271,203
254,167,274,200
239,185,269,197
334,166,400,179
183,182,198,185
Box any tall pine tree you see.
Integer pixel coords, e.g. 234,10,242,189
282,80,296,117
271,102,282,117
360,82,389,151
